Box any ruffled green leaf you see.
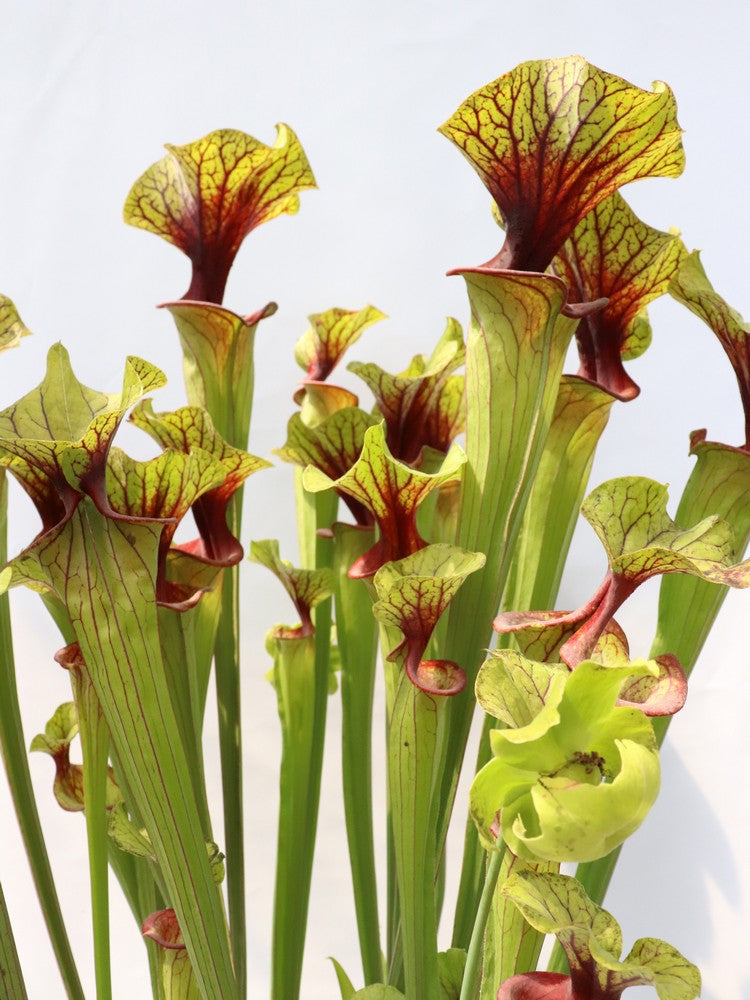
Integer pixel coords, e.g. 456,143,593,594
29,702,78,753
553,193,686,398
372,543,484,693
0,344,166,532
124,125,316,303
0,297,31,352
108,803,157,862
130,399,270,563
303,422,465,578
486,623,686,718
275,406,378,524
295,305,386,381
348,317,465,463
0,344,163,443
669,250,750,447
131,400,269,486
502,871,701,999
439,57,684,271
276,407,375,473
106,445,222,532
475,651,567,728
249,539,333,636
438,948,466,999
583,476,750,585
507,475,750,667
30,703,121,812
470,661,659,862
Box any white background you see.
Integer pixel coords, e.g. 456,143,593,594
0,2,748,998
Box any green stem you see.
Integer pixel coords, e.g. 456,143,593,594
270,485,336,1000
158,608,212,838
452,715,493,949
459,842,506,1000
0,882,27,1000
332,524,383,985
437,272,575,865
71,664,112,1000
502,376,615,613
0,475,84,1000
169,299,261,1000
376,622,403,989
388,671,445,1000
385,820,403,990
269,632,318,1000
212,564,244,995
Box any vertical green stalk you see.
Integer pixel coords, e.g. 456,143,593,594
459,841,506,1000
452,715,493,949
388,670,447,1000
268,631,320,1000
158,608,212,838
302,480,338,973
0,474,84,1000
437,271,575,859
213,538,245,995
169,300,262,999
190,584,224,730
332,523,383,985
70,661,113,1000
502,376,615,613
376,623,403,988
266,479,336,1000
0,882,27,1000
